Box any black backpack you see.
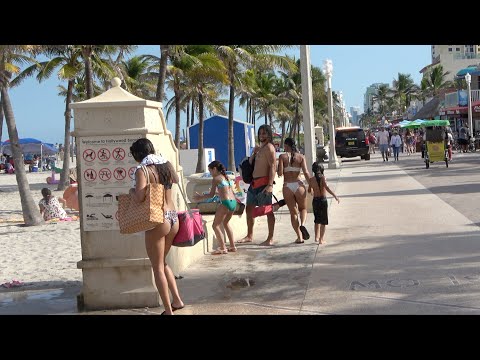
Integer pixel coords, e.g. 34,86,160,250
239,157,255,184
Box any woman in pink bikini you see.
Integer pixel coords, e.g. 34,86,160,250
277,138,311,243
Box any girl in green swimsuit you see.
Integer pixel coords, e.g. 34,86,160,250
193,160,238,255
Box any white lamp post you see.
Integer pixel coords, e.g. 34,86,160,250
300,45,315,168
323,59,340,169
465,72,475,147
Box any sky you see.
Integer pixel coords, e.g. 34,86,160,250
4,45,431,145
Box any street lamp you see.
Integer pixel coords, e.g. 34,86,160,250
323,59,340,169
465,72,475,148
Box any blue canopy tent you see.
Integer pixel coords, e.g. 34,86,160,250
1,138,58,157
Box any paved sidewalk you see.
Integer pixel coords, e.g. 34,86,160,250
3,158,480,315
162,159,480,315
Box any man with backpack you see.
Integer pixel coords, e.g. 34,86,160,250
237,125,277,246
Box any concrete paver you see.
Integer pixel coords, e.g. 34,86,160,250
2,154,480,315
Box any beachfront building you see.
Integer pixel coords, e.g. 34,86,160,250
421,45,480,82
364,83,388,114
350,106,361,126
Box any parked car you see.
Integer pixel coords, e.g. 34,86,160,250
335,127,370,160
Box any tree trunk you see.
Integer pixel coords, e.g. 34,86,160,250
297,117,301,147
155,45,170,103
253,107,256,135
195,92,205,173
280,118,286,148
174,87,181,149
0,98,3,142
250,100,254,124
190,99,195,126
82,45,94,99
227,83,235,171
57,80,74,191
264,112,268,125
1,86,44,225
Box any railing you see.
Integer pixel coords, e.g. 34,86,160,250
453,53,480,60
444,89,480,108
444,92,458,108
472,89,480,103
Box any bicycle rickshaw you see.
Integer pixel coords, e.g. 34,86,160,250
421,119,450,169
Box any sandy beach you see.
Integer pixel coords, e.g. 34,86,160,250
0,168,82,291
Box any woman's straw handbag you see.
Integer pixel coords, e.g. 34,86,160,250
118,165,164,234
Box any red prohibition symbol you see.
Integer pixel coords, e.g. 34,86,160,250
112,147,126,161
84,169,97,181
128,166,136,179
97,148,111,161
83,149,96,162
98,168,112,181
113,167,127,180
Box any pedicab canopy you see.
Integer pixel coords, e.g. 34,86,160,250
421,120,450,127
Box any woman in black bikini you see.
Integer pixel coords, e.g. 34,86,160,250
130,138,185,315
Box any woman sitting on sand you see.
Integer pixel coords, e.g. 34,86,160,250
39,188,67,221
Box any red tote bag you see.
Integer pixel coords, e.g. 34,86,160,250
173,209,205,247
172,183,206,247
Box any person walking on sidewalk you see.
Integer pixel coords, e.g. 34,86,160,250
307,162,339,244
377,127,390,161
194,160,237,255
389,130,402,161
129,138,184,315
445,128,453,161
236,125,277,246
277,137,311,244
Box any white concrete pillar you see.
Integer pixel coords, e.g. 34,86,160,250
300,45,315,169
71,78,203,311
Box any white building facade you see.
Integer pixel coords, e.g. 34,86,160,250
422,45,480,81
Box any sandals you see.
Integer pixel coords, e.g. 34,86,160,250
299,225,310,240
211,247,228,255
228,246,237,252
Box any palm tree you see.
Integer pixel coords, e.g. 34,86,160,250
214,45,294,171
372,84,390,116
121,55,156,98
236,69,257,124
78,45,117,99
392,73,415,115
183,51,227,172
155,45,171,102
420,65,453,97
103,45,137,90
0,45,44,225
34,46,83,191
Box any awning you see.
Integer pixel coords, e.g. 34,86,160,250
456,66,480,78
